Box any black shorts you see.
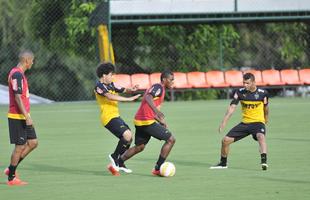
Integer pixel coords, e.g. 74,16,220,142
8,118,37,145
105,117,130,138
135,122,172,145
227,122,266,142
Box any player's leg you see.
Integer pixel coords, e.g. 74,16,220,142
18,125,38,166
210,123,249,169
105,118,131,167
144,123,175,175
251,123,268,170
256,133,268,170
119,125,150,163
6,119,28,185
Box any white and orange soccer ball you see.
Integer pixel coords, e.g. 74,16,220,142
160,162,176,177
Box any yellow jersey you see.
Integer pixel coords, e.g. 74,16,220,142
231,88,268,124
95,81,125,126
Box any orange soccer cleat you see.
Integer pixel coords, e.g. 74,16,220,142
151,169,161,176
7,178,28,186
107,164,120,176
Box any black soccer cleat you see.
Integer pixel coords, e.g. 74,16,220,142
261,163,268,170
210,162,228,169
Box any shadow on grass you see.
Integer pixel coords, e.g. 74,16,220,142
252,176,310,184
269,137,310,142
23,163,111,176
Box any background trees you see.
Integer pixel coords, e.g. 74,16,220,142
1,0,309,100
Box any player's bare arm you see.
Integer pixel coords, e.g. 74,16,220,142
14,94,33,126
145,94,166,126
218,104,237,133
264,104,269,124
104,92,141,102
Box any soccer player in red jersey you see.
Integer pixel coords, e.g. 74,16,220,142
118,70,176,175
5,50,38,185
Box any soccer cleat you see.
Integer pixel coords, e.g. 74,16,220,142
7,178,28,186
209,162,228,169
118,163,132,173
261,163,268,170
4,168,19,179
151,169,161,176
119,167,132,173
108,154,119,171
107,164,120,176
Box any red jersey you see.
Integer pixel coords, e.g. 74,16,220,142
7,67,30,120
134,83,165,126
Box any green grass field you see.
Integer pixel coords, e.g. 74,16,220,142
0,98,310,200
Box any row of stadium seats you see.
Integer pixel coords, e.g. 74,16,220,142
114,69,310,90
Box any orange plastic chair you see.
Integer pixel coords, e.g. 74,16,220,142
280,69,303,85
187,72,211,88
113,74,132,88
131,73,151,90
243,70,266,86
299,69,310,85
205,71,229,88
173,72,192,89
262,69,285,86
150,73,161,85
225,70,243,87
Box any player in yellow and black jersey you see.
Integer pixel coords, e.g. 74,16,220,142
210,73,269,170
94,62,141,176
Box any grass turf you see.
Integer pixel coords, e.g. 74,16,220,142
0,98,309,200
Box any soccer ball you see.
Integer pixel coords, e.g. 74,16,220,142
160,162,176,177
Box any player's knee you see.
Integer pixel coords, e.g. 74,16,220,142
256,133,265,141
29,139,38,149
167,136,176,145
222,136,233,145
135,144,145,152
122,130,132,142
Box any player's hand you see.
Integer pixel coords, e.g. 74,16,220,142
218,123,225,133
156,111,165,120
26,115,34,126
158,117,167,128
130,85,139,92
129,94,141,101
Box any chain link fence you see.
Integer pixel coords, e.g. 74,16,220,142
1,0,310,101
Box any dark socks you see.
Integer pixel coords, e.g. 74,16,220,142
155,155,166,170
112,138,131,164
261,153,267,163
220,156,227,165
8,165,17,181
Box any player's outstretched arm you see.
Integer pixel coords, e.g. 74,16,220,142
218,104,237,133
104,93,141,102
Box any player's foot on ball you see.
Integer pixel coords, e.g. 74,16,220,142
7,178,28,186
108,154,119,170
4,168,19,179
209,162,228,169
107,164,120,176
151,169,161,176
261,163,268,171
118,163,132,173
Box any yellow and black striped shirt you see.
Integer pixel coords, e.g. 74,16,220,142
94,81,125,126
231,88,268,124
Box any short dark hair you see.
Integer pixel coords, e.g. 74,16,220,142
96,62,115,78
243,72,255,81
160,70,173,82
